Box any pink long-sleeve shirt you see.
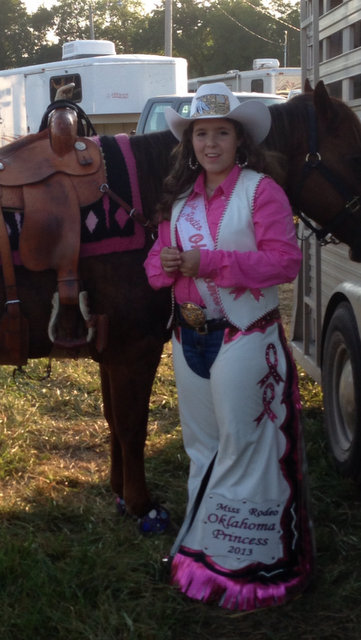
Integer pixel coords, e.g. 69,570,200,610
144,165,302,307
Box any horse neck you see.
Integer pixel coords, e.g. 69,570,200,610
265,99,311,199
266,101,307,158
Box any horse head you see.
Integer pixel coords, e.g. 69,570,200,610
266,81,361,261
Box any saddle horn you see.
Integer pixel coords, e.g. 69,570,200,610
38,100,97,137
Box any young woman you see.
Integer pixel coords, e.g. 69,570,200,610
144,83,314,611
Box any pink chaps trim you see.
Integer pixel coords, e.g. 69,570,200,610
170,553,312,611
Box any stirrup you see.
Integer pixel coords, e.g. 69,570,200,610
48,290,96,346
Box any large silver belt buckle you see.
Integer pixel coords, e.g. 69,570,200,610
180,302,207,329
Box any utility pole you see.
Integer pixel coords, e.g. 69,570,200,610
165,0,172,56
283,30,288,67
89,2,95,39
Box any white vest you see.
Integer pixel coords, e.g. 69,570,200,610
170,169,279,331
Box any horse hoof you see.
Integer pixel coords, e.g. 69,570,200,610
115,496,127,516
138,506,170,534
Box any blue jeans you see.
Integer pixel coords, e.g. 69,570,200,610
180,327,224,379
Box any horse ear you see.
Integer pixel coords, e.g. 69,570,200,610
313,80,337,121
304,78,313,93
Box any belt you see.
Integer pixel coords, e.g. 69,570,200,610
175,303,230,334
175,303,280,335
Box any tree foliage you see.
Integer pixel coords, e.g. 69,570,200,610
0,0,33,68
132,0,300,77
0,0,300,77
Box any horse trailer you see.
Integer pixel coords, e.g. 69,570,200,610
291,0,361,480
0,39,188,144
188,59,301,98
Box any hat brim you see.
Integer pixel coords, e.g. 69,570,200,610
165,100,271,145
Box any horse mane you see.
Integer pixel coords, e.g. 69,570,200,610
130,129,177,222
265,94,312,156
265,91,361,156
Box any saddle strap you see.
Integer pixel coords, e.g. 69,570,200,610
0,195,29,365
0,198,18,301
103,184,155,232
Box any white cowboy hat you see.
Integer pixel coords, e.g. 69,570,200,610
165,82,271,144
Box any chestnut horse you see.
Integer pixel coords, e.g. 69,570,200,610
0,81,360,533
265,80,361,261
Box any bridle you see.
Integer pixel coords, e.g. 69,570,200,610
294,103,361,245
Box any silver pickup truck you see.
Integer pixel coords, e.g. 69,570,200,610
135,92,286,135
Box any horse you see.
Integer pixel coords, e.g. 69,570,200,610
264,80,361,261
0,119,177,533
0,80,360,533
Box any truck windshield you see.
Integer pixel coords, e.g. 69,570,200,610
144,101,191,133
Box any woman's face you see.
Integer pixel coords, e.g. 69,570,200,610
191,118,241,184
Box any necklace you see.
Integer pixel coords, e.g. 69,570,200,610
205,184,216,197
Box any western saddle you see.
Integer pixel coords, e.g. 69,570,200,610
0,106,107,365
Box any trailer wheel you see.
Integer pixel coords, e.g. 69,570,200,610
322,301,361,481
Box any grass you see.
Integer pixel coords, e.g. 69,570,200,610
1,294,361,639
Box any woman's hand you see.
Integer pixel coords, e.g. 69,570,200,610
160,247,182,273
179,249,200,277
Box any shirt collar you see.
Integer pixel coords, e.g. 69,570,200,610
191,165,241,200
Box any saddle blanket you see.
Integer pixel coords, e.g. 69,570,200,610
2,134,146,265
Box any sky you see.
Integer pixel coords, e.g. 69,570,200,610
23,0,157,13
24,0,56,11
23,0,299,16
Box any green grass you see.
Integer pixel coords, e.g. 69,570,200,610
1,344,361,639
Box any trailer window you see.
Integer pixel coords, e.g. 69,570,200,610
351,21,361,49
326,79,342,99
324,30,343,59
326,0,342,11
351,75,361,100
251,79,264,92
49,74,82,103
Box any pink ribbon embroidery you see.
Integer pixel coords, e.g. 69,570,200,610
254,343,283,426
257,343,284,387
255,382,277,426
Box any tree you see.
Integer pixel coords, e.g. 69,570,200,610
0,0,34,69
50,0,146,53
1,0,300,75
26,6,59,64
137,0,213,75
132,0,300,78
205,0,300,75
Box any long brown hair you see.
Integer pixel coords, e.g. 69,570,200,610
156,118,285,221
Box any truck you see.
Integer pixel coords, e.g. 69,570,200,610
0,39,188,144
188,58,301,97
291,0,361,481
135,91,286,134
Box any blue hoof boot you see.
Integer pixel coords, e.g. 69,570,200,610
138,506,170,534
115,496,127,516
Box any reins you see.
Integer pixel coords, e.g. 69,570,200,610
295,103,361,245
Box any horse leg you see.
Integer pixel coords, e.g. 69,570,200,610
99,336,170,533
100,365,125,499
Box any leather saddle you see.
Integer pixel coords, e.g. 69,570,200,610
0,107,107,364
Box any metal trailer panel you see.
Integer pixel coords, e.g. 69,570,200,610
0,73,27,142
0,52,188,140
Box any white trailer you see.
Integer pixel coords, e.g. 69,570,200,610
291,0,361,480
0,40,188,144
188,59,301,97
